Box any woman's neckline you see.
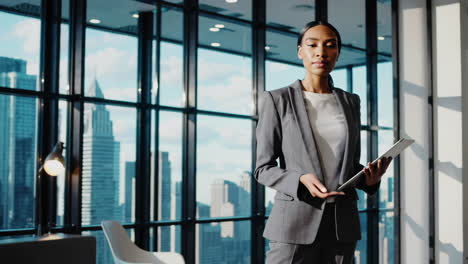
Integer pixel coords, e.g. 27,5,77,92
299,79,333,94
302,90,334,96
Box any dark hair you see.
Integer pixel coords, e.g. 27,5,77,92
297,21,342,88
297,21,342,53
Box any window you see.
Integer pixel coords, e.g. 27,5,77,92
0,1,398,264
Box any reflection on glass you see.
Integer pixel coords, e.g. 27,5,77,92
157,225,182,252
84,229,134,264
56,100,68,226
266,29,302,66
358,131,367,210
196,115,251,218
59,24,69,94
335,47,366,69
266,0,315,32
378,130,394,209
196,221,251,264
0,8,40,91
199,16,251,54
82,101,136,225
329,0,366,50
152,111,183,221
161,6,183,42
197,48,252,114
355,213,367,264
0,95,37,230
379,211,395,264
199,0,252,21
265,60,304,91
86,0,153,33
377,0,392,55
85,28,137,101
353,66,367,125
331,68,348,91
378,62,393,127
159,42,184,107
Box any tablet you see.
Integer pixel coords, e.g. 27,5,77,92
337,138,415,192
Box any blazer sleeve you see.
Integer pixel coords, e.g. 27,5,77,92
254,91,307,200
353,94,381,195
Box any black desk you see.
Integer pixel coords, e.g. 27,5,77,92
0,234,96,264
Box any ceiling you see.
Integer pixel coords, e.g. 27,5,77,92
1,0,393,68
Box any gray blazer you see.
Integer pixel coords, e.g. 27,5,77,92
254,79,380,244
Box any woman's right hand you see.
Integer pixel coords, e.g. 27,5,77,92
299,173,345,199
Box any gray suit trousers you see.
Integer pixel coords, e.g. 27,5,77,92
266,203,356,264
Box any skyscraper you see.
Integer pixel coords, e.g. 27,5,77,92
125,161,135,222
158,151,172,251
172,180,182,252
196,202,222,264
81,79,121,263
0,56,37,230
197,173,252,264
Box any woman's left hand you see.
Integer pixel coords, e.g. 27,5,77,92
363,157,393,186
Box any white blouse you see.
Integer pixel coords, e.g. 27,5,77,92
302,90,347,202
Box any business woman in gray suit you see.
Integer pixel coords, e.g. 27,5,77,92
254,21,392,263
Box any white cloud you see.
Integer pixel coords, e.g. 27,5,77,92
159,117,183,144
161,55,183,84
13,19,40,54
269,61,290,72
198,75,253,115
84,48,138,100
86,47,127,77
197,57,241,82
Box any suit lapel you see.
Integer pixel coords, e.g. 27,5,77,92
288,80,324,181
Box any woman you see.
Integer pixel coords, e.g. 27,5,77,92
254,21,392,263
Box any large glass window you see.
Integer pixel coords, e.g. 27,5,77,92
266,0,315,32
196,115,252,218
198,16,252,115
158,7,183,106
196,221,251,264
81,103,136,226
0,1,398,264
199,0,252,21
0,95,38,230
84,29,138,101
152,111,183,222
0,1,41,91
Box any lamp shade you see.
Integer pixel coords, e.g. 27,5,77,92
43,142,65,176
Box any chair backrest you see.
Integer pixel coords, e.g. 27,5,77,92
101,220,185,264
101,220,153,263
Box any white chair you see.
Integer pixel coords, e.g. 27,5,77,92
101,220,185,264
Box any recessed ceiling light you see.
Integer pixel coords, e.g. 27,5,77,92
378,36,385,40
226,0,238,3
265,46,271,51
209,27,220,32
211,42,221,47
215,24,225,28
89,18,101,24
132,13,139,18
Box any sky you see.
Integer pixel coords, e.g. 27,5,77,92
0,11,395,215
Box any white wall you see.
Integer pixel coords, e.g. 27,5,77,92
399,0,431,262
432,1,463,263
400,0,467,263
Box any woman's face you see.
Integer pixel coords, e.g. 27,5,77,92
297,25,339,77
